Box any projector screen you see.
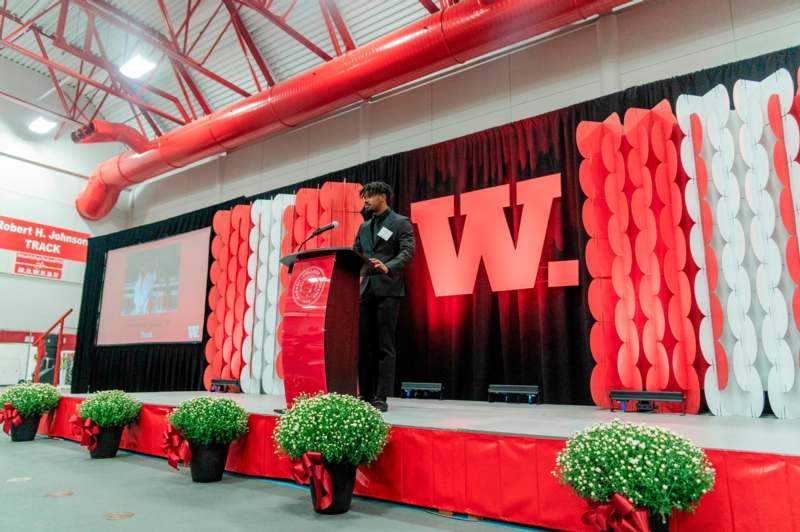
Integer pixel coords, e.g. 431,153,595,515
96,227,211,346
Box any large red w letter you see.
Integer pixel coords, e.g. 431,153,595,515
411,174,563,296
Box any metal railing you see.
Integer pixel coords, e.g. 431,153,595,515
32,308,73,387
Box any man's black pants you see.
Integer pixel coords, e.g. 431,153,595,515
358,295,401,401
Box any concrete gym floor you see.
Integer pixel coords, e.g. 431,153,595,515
0,436,544,532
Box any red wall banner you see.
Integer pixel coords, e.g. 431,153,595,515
0,215,89,283
13,252,64,280
0,216,89,262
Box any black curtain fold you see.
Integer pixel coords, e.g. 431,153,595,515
74,44,800,402
71,197,247,393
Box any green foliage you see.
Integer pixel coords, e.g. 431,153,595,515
553,419,715,521
274,393,390,466
168,396,249,445
0,383,60,417
78,390,142,428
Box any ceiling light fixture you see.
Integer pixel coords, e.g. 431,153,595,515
28,116,57,134
119,54,156,79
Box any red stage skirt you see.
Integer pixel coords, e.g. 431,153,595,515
44,397,800,531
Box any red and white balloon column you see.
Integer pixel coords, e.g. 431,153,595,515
582,68,800,418
205,182,362,395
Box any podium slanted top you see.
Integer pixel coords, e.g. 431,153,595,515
280,247,368,273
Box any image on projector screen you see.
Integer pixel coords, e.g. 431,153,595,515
122,245,180,316
95,227,211,346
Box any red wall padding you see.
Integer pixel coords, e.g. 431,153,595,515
42,397,800,532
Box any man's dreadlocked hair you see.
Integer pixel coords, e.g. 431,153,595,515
360,181,393,203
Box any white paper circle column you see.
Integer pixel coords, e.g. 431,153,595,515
241,201,265,394
745,69,800,419
678,92,726,415
262,194,295,395
678,86,763,416
712,82,761,417
242,195,296,395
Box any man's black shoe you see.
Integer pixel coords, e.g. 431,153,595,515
371,399,388,413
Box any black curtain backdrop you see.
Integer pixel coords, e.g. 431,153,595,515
252,45,800,404
73,45,800,400
71,197,247,393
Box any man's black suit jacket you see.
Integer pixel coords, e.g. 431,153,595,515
353,209,415,297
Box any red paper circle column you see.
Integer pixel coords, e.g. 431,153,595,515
205,210,232,390
581,102,705,412
625,107,665,394
230,204,252,380
652,102,699,412
579,116,624,407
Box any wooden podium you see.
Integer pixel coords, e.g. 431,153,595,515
279,247,367,406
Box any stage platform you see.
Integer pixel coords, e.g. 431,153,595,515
62,391,800,456
41,392,800,532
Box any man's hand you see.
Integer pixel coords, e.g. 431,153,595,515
370,258,389,274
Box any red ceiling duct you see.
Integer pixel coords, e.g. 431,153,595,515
76,0,627,220
71,120,152,154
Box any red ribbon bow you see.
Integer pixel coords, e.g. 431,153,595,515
291,452,333,511
582,493,651,532
161,426,192,470
69,415,100,451
0,402,22,434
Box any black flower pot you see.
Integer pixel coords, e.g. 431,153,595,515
311,461,357,515
648,512,670,532
606,512,669,532
188,441,230,483
10,414,41,442
90,426,124,459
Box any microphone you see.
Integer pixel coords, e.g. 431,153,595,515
311,220,338,236
296,221,339,252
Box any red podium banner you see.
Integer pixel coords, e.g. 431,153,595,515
281,255,336,404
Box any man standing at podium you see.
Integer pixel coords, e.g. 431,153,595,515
353,181,416,412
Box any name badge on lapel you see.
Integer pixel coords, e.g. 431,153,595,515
377,226,393,241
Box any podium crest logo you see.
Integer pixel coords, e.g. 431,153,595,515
292,266,327,307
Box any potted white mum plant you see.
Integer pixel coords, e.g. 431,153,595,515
0,383,60,441
274,393,390,514
166,396,249,483
72,390,142,459
554,420,715,532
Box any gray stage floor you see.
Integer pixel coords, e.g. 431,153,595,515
1,438,540,532
65,391,800,457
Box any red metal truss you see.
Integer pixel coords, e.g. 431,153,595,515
76,0,251,97
55,19,187,122
0,0,367,139
235,0,333,61
0,0,293,136
0,1,205,134
418,0,441,14
223,0,275,88
0,16,186,126
0,88,82,126
319,0,355,56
